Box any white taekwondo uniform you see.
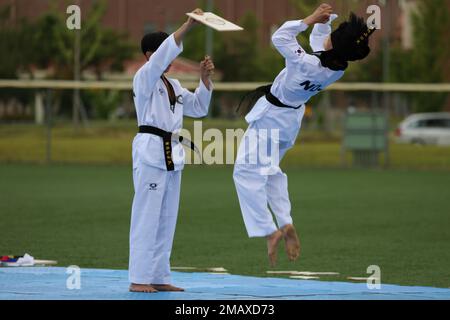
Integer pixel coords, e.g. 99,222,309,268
129,34,212,285
233,18,344,238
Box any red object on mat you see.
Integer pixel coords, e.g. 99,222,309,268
1,256,20,262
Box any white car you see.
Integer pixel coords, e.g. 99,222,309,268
395,113,450,146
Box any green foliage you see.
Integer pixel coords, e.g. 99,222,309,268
289,0,318,51
216,13,264,81
411,0,450,82
0,0,135,119
29,0,135,80
184,12,283,82
0,0,135,81
31,10,72,78
83,90,122,119
406,0,449,112
183,18,225,62
88,29,135,78
0,6,35,105
357,0,449,112
0,5,27,78
183,0,224,63
292,0,449,117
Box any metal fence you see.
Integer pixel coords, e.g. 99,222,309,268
0,80,449,167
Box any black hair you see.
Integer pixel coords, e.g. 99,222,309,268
330,12,375,62
237,84,272,115
141,31,169,55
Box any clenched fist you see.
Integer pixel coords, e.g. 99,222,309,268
200,55,215,90
304,3,333,25
201,55,215,77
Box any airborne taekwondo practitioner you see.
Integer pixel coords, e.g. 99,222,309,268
233,4,375,266
129,9,215,293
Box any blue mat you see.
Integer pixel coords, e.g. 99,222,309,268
1,267,449,300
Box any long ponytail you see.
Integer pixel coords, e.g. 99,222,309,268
236,84,272,116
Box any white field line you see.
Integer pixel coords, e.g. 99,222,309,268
209,272,230,275
34,260,58,266
206,267,228,272
172,267,228,273
347,277,373,281
290,276,320,280
267,271,339,276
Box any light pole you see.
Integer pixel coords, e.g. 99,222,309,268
205,0,214,57
379,0,391,167
73,0,81,130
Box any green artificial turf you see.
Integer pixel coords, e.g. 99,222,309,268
0,164,449,288
1,121,450,171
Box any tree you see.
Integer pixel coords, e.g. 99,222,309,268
184,12,284,82
217,13,264,81
30,0,134,80
0,5,28,78
25,0,135,123
290,0,319,51
0,5,34,107
387,0,450,112
411,0,450,83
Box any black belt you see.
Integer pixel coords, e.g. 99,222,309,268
265,91,303,110
138,125,197,171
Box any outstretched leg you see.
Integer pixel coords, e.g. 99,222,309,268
233,164,278,238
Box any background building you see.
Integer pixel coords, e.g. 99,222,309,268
0,0,412,50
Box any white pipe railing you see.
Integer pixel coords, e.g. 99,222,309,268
1,80,450,92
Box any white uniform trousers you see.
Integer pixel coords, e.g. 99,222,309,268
129,163,181,285
233,102,305,238
234,145,293,238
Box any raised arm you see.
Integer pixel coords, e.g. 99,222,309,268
271,20,310,62
138,9,203,93
174,8,203,46
183,56,215,118
309,14,338,52
138,35,182,93
271,4,333,63
303,4,333,27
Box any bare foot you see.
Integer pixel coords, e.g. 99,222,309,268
267,230,283,267
281,224,301,261
129,284,158,293
151,284,185,292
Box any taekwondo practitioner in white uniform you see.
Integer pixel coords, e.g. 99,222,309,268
129,9,215,293
233,4,375,266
